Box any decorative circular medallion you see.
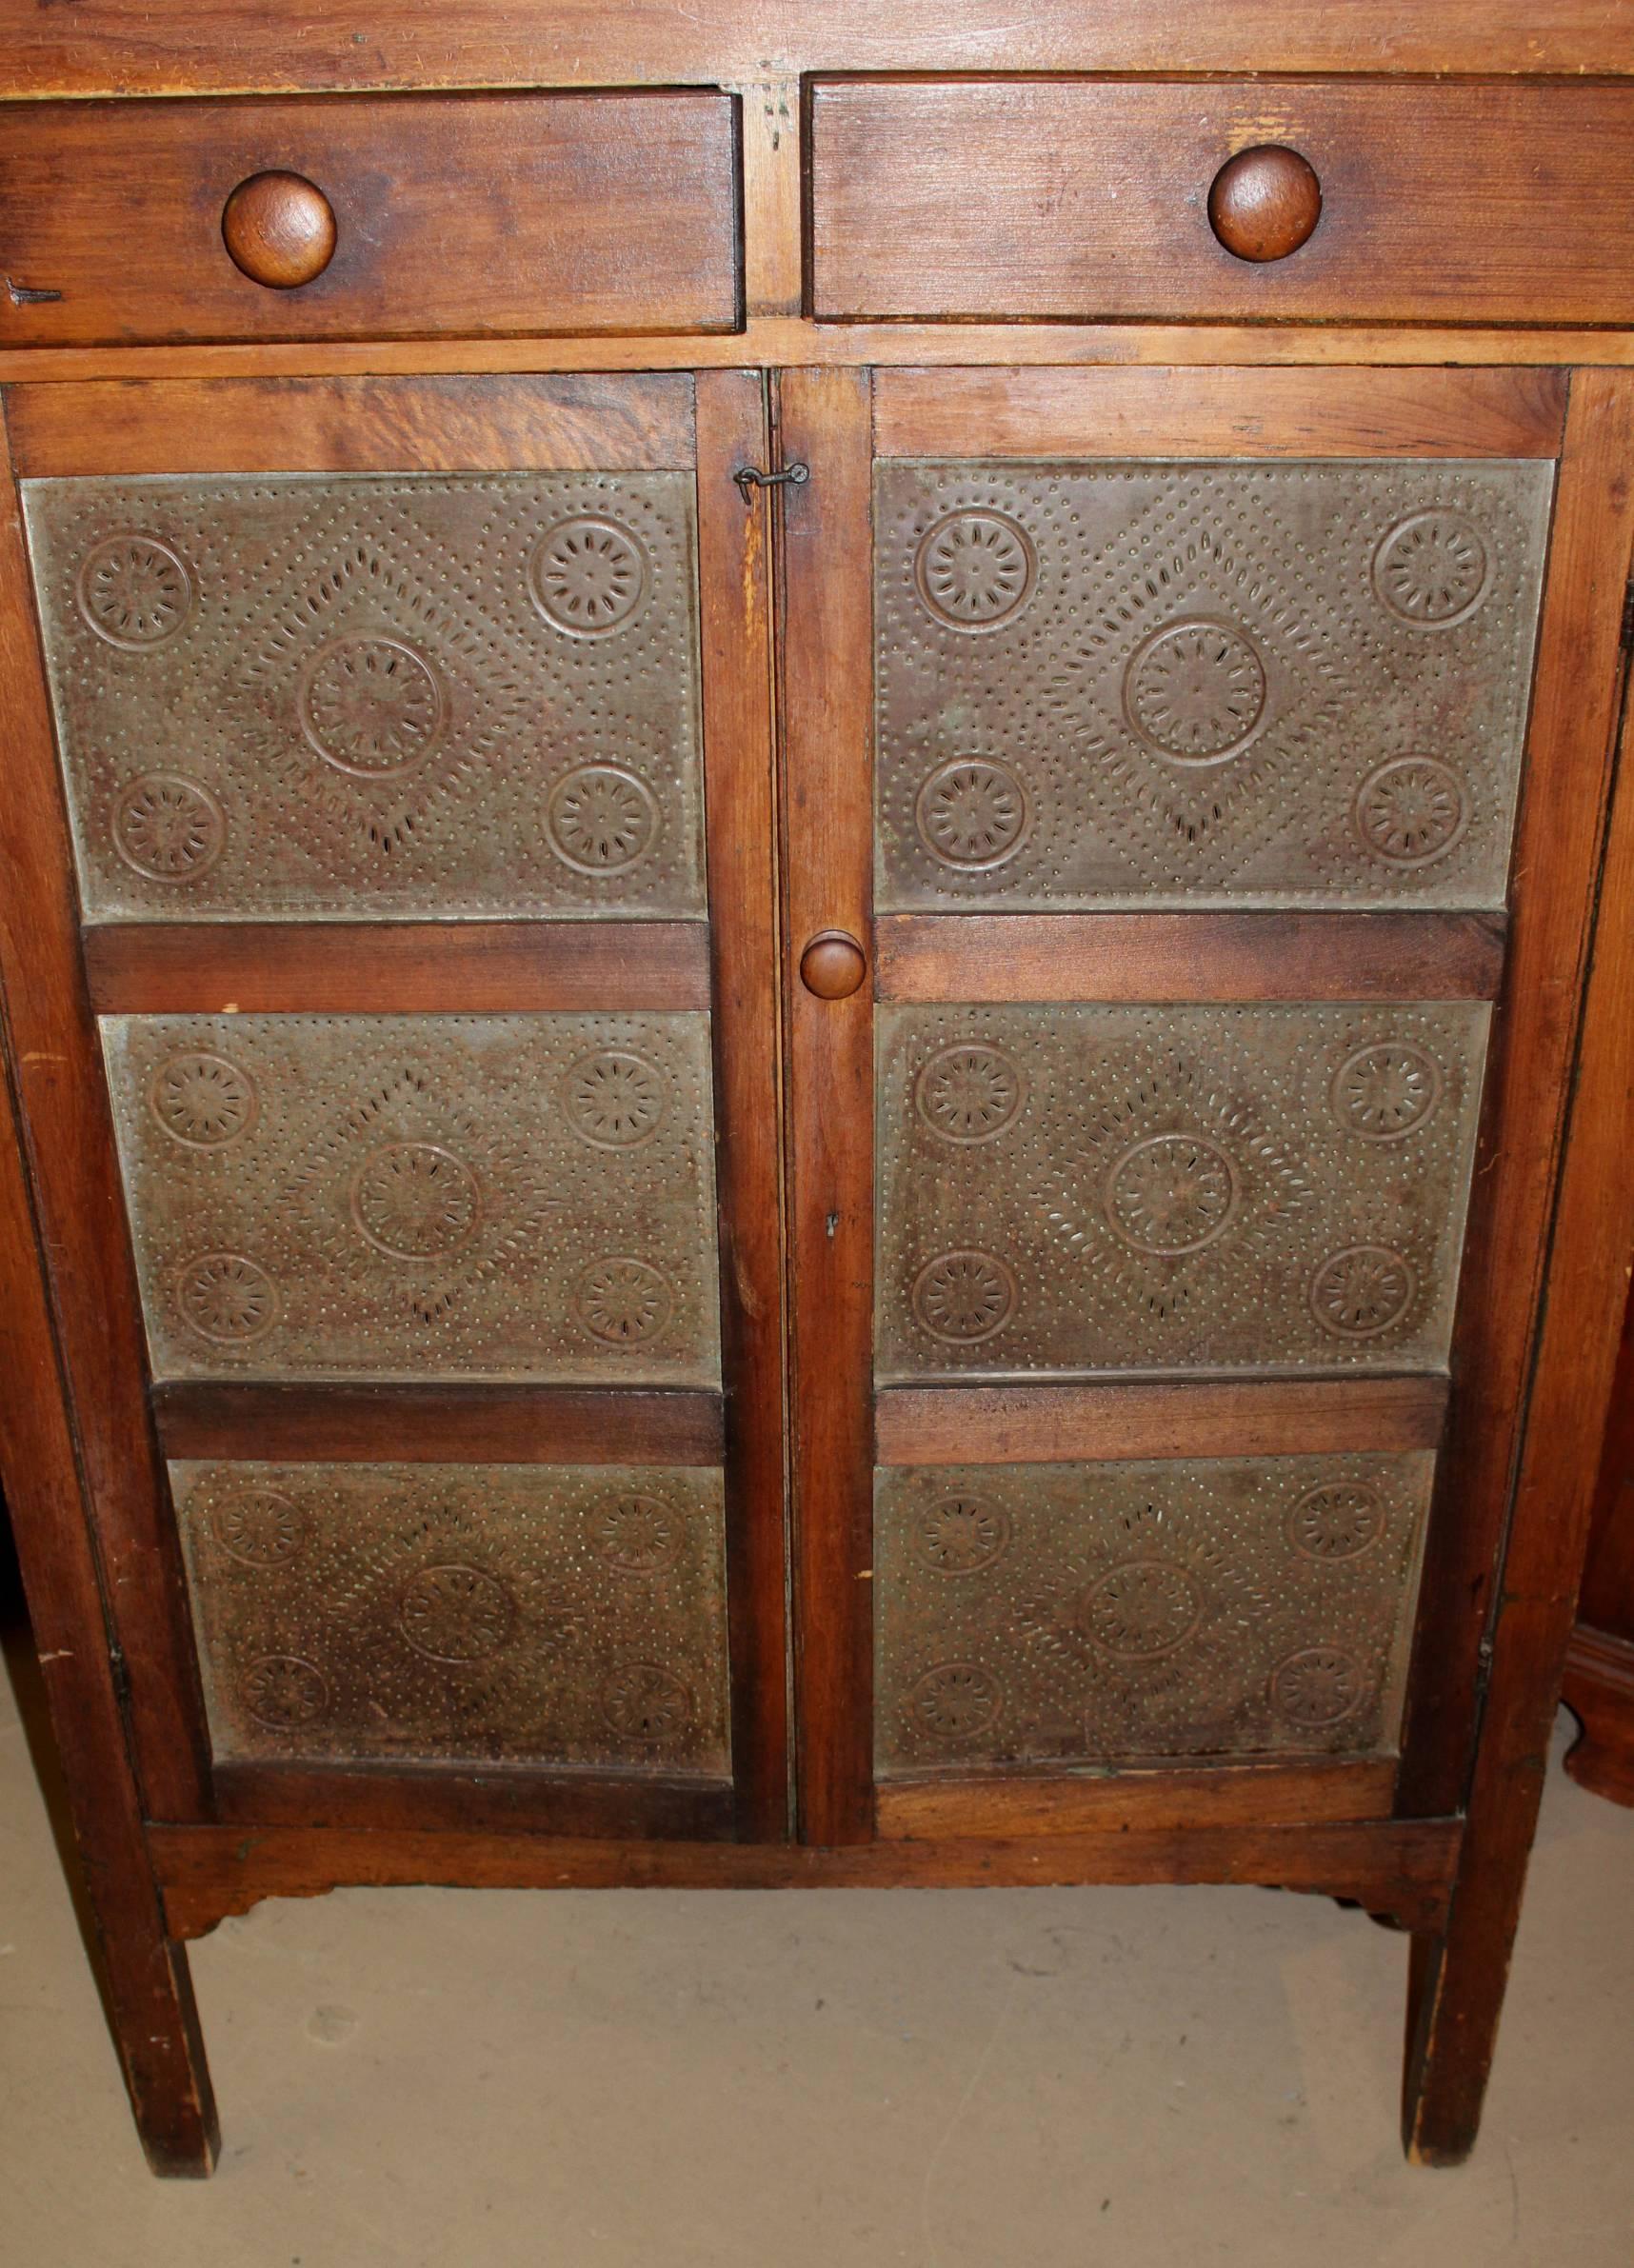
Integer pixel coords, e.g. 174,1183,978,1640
563,1050,668,1149
1354,757,1468,868
349,1143,480,1262
1287,1482,1385,1562
243,1653,329,1730
398,1563,515,1662
1106,1133,1239,1257
1372,511,1489,627
1308,1245,1417,1339
296,634,445,777
913,508,1037,630
76,533,193,649
907,1661,1003,1741
529,516,648,635
914,1044,1026,1144
546,765,659,875
148,1050,258,1149
1081,1559,1205,1660
917,1495,1012,1576
914,757,1031,869
601,1661,692,1741
1271,1644,1363,1727
575,1257,672,1348
910,1250,1018,1344
1331,1043,1442,1141
112,772,227,883
175,1251,278,1344
590,1493,683,1576
209,1487,306,1569
1124,618,1267,763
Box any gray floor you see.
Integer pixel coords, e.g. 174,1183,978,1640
2,1627,1630,2268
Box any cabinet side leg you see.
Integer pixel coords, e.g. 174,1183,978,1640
0,1053,219,2173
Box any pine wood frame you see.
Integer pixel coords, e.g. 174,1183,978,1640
1,10,1633,2180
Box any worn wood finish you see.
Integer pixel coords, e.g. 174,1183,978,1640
0,93,743,347
0,970,218,2173
3,324,1634,389
1397,373,1634,1824
0,0,1627,97
876,914,1506,1006
695,368,791,1844
153,1382,726,1466
809,80,1634,329
876,1377,1448,1467
84,923,713,1016
220,169,337,290
151,1814,1463,1940
212,1761,737,1840
0,404,210,1823
1405,469,1634,2162
872,364,1568,462
877,1757,1397,1840
6,372,697,475
1207,145,1324,265
779,367,876,1846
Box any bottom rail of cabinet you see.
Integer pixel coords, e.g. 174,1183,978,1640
150,1813,1462,1941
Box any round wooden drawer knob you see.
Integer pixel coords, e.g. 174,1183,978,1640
222,170,337,288
1207,146,1323,263
800,931,867,1000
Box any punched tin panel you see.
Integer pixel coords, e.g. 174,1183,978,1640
875,459,1551,909
875,1454,1433,1773
103,1013,722,1384
877,1002,1488,1378
24,470,705,920
173,1462,730,1772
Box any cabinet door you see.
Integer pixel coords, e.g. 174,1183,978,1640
780,365,1584,1844
0,372,786,1841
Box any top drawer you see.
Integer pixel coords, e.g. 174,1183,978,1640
0,91,743,346
808,77,1634,328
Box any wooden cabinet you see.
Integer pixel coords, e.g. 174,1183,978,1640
2,3,1634,2185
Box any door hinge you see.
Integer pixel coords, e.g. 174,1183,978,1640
1622,572,1634,652
107,1641,133,1716
732,461,809,506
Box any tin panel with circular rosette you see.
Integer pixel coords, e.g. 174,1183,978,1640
875,459,1551,909
877,1001,1487,1378
99,1012,721,1384
20,470,704,920
171,1461,729,1772
874,1454,1433,1772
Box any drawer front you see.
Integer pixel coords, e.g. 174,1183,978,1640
875,1454,1432,1774
103,1013,722,1385
173,1460,729,1773
0,91,741,346
25,468,705,920
877,1003,1487,1380
810,78,1634,328
875,458,1550,910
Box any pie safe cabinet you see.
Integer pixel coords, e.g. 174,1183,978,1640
3,14,1634,2184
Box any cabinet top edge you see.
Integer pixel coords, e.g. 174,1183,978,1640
1,1,1633,103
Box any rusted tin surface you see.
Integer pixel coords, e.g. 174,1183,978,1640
173,1460,729,1771
103,1012,721,1384
875,1453,1433,1773
876,459,1550,909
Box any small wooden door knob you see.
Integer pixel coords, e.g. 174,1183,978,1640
222,170,337,288
1207,146,1323,263
800,930,867,1000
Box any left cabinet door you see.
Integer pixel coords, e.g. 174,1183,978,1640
0,371,787,1844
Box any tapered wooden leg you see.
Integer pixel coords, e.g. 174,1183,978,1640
1402,1909,1511,2168
0,1052,219,2174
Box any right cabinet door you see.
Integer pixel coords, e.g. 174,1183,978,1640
780,364,1598,1845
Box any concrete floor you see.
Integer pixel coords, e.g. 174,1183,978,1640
2,1625,1630,2268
